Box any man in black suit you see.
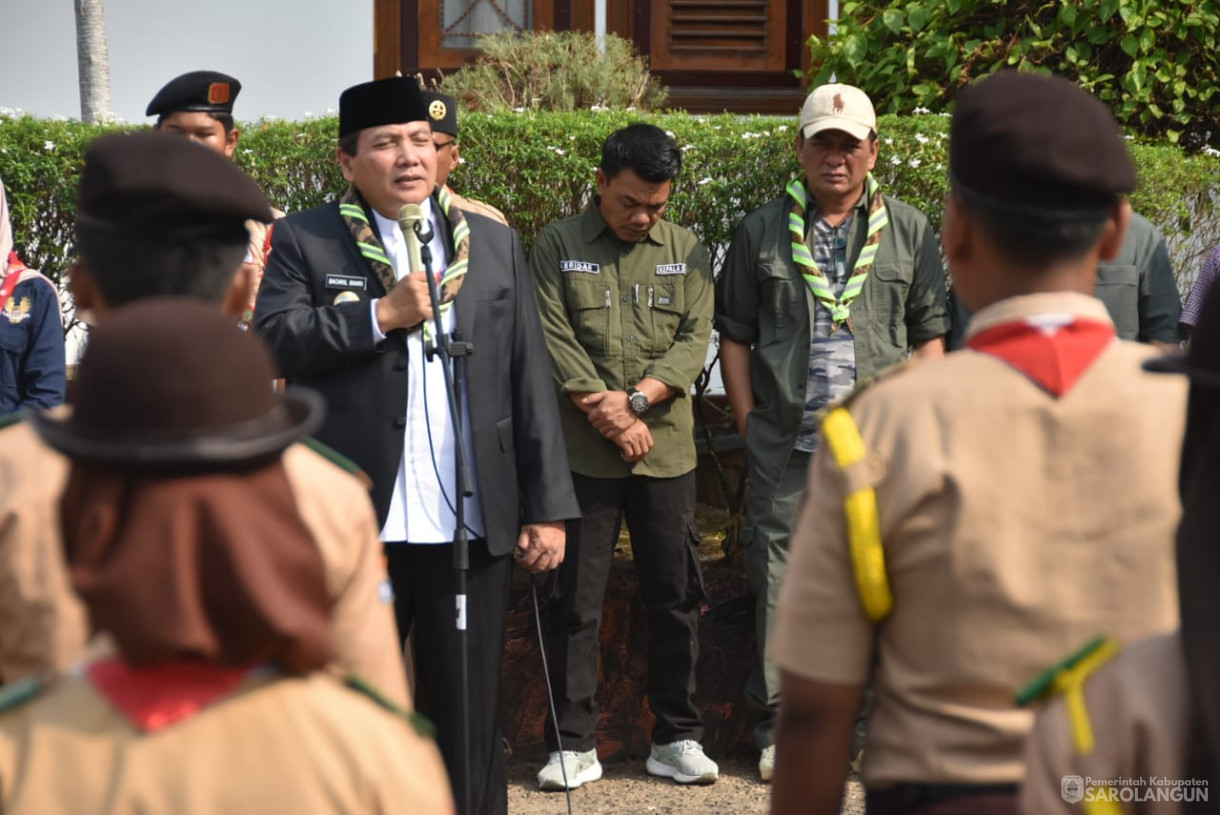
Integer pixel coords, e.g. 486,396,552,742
253,76,578,815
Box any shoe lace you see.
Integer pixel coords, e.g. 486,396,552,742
674,740,703,756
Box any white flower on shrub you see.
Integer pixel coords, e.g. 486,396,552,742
913,106,931,114
776,125,789,132
697,178,713,186
890,155,901,165
741,132,760,139
884,137,894,145
44,141,55,151
909,158,922,167
681,145,696,152
915,133,929,144
548,146,566,155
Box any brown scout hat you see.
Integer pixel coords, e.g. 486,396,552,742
950,71,1136,210
77,131,272,238
29,299,322,467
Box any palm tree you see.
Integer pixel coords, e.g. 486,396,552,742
74,0,112,123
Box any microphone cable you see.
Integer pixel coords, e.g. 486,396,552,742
531,576,575,815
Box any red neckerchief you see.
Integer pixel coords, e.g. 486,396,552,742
0,252,26,313
966,315,1116,398
88,659,254,732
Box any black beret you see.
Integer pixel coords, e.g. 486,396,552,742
78,132,273,236
422,91,459,137
146,71,241,118
950,71,1136,209
338,77,429,138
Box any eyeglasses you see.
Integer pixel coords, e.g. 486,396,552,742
434,139,456,151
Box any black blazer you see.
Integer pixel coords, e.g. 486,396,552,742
254,198,579,556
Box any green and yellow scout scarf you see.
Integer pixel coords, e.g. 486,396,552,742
786,173,888,333
338,185,470,337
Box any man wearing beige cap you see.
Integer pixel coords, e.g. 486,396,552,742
714,83,947,780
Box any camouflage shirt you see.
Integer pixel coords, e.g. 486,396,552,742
794,200,860,453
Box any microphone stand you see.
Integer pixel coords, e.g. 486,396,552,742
415,217,475,815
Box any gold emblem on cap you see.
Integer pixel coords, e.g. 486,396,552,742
333,291,361,305
429,100,447,121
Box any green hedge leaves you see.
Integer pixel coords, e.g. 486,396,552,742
3,110,1219,295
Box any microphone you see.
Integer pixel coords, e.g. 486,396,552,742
398,203,427,275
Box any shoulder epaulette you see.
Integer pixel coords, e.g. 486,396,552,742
1017,635,1121,759
1016,635,1120,708
819,405,892,623
0,676,48,714
300,436,371,485
0,412,23,431
345,675,435,738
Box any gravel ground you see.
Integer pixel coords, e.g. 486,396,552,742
506,757,865,815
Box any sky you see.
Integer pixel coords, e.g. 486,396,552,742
0,0,374,123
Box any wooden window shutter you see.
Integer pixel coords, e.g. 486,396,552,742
649,0,786,71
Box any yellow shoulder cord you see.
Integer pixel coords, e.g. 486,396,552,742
1019,636,1123,815
1056,639,1123,815
820,406,893,623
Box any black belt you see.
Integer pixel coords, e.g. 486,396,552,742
867,783,1019,814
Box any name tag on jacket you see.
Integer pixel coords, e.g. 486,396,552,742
325,275,367,290
561,260,600,275
656,264,686,276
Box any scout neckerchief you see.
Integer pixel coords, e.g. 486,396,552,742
967,316,1115,398
338,185,469,337
786,173,888,333
0,252,26,314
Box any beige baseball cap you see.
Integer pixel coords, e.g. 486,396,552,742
800,84,876,141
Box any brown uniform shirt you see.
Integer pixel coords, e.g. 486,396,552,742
773,292,1185,788
0,671,453,814
0,423,409,707
1022,634,1191,815
451,192,508,226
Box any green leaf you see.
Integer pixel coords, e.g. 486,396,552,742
1140,28,1155,53
882,8,904,34
1100,0,1118,21
1059,4,1077,25
1121,34,1139,57
908,4,931,32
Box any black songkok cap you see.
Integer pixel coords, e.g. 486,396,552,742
338,77,429,138
146,71,241,118
950,71,1136,210
422,91,459,138
78,132,273,237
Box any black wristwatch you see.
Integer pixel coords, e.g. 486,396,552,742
627,387,650,415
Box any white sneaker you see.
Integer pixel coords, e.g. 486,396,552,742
759,744,775,782
537,748,603,790
645,740,719,785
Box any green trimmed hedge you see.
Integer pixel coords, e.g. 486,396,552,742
3,110,1219,296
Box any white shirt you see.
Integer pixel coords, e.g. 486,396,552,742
369,202,486,544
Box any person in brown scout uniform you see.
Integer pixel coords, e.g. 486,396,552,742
0,299,452,815
1020,288,1220,815
770,71,1187,815
0,132,410,708
422,90,509,226
146,70,286,329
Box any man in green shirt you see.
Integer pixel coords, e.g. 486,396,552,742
530,123,717,790
714,84,949,781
